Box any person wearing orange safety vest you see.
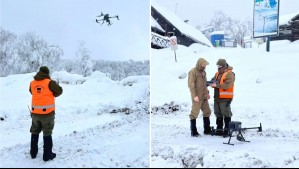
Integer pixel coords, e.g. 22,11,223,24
29,66,63,162
209,59,235,136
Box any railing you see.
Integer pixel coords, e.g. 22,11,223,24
151,33,170,48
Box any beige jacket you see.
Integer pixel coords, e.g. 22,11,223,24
188,58,209,101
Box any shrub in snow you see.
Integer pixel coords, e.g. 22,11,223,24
110,108,132,115
122,81,134,86
178,148,204,168
0,113,7,121
51,71,87,85
151,101,182,114
179,73,187,79
152,146,174,160
120,77,138,86
85,71,114,85
256,78,262,84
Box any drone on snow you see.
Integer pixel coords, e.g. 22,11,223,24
96,12,119,26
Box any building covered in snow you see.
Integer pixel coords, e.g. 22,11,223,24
151,1,212,49
271,12,299,42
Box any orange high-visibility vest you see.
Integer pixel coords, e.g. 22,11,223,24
30,79,55,114
215,70,234,99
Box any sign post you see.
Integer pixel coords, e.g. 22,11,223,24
169,36,178,62
266,36,270,52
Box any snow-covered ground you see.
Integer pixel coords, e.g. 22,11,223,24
151,40,299,168
0,71,149,167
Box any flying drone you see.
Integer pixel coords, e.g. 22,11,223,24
96,12,119,26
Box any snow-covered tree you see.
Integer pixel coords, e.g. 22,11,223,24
92,59,149,81
43,45,64,72
209,10,227,31
0,29,63,76
208,10,253,45
0,28,17,76
74,41,93,77
0,28,149,80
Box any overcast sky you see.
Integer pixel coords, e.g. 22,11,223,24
1,0,149,61
154,0,299,27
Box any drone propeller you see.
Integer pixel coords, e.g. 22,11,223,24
115,15,119,20
96,12,104,17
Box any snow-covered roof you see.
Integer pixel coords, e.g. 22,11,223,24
279,12,299,25
151,1,212,47
211,31,225,35
151,16,165,32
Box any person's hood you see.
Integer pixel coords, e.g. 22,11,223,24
34,71,50,81
196,58,209,71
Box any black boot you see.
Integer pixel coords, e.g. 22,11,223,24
30,134,39,159
43,135,56,162
223,117,231,136
190,119,200,137
215,117,224,136
203,117,212,135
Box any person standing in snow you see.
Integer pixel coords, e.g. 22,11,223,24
188,58,212,137
29,66,63,161
210,59,235,136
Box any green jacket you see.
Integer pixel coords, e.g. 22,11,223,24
188,58,209,101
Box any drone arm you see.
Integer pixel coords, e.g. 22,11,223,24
238,123,262,132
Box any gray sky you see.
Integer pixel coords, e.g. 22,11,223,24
1,0,149,61
154,0,299,27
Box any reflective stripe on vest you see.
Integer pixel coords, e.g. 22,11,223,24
32,104,55,109
215,70,234,99
30,79,55,114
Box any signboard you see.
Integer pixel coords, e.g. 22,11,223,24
253,0,279,38
169,36,178,50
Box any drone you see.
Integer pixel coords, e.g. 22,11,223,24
96,12,119,26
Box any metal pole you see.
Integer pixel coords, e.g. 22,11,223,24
174,50,177,62
263,17,265,33
266,36,270,52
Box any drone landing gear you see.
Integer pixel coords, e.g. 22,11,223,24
223,131,250,146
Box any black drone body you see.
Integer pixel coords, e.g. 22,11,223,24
96,12,119,26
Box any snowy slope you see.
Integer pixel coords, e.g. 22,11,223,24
151,40,299,167
0,72,149,167
152,1,212,47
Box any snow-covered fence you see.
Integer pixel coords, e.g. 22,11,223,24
151,32,170,49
